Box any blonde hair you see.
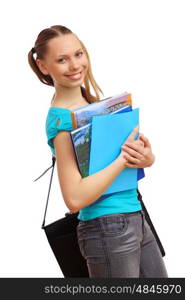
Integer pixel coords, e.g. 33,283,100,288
28,25,104,104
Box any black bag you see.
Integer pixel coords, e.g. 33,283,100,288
33,156,165,277
34,156,89,277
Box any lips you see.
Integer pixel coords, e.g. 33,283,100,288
66,71,82,76
65,71,83,80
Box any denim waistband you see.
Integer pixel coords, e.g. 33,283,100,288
78,210,145,225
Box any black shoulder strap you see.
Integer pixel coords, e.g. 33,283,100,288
137,189,165,257
33,156,56,182
33,155,56,228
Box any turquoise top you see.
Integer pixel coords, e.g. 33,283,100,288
45,107,74,156
45,107,142,221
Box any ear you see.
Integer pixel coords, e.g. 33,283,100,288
36,59,49,75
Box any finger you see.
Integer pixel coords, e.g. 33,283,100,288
126,125,140,143
139,141,144,147
124,161,138,168
126,139,144,147
138,139,144,147
138,135,145,146
139,135,151,147
123,153,141,165
122,145,144,159
122,143,145,156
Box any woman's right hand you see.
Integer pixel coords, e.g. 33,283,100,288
117,125,143,165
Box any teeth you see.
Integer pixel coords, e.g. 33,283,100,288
68,72,81,79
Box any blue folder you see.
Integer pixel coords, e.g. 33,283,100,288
114,106,144,181
89,108,140,194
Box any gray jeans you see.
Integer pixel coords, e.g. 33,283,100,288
76,210,168,278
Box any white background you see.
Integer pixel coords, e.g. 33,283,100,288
0,0,185,277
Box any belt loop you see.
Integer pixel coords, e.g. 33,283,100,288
140,209,144,217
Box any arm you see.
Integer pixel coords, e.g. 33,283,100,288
53,131,127,213
73,157,126,212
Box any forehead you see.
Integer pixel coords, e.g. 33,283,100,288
46,34,82,57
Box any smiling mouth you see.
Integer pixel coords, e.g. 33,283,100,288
66,71,82,76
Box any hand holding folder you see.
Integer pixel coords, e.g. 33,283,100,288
89,108,141,194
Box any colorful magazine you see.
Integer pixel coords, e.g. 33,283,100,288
70,105,133,177
70,92,132,177
70,91,132,129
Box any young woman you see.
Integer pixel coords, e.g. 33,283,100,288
28,25,168,278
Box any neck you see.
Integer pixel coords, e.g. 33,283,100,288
51,85,85,106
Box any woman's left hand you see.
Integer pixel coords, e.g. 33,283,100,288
121,134,155,168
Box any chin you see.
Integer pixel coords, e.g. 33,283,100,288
64,80,84,88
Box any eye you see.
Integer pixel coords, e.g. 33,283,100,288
58,58,66,63
58,52,83,63
76,51,83,57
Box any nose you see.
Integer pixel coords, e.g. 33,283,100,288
69,57,80,71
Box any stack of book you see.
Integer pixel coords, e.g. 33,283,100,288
68,91,145,193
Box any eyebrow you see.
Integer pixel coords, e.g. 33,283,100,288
58,48,83,57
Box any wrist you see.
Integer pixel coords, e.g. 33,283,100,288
115,155,127,170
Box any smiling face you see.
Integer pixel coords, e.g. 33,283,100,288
36,33,89,88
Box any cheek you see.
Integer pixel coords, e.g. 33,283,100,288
54,66,68,76
82,56,89,68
